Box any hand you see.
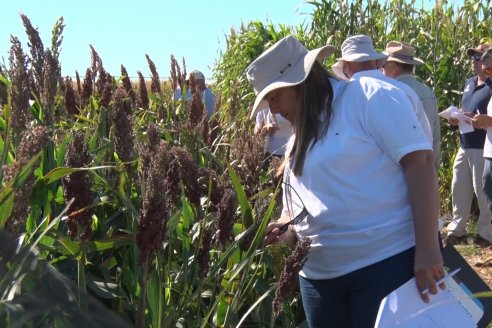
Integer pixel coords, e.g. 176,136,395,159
262,124,279,136
472,114,492,130
447,117,459,126
263,220,297,248
414,248,445,303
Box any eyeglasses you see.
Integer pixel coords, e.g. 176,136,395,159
471,54,482,62
270,181,309,236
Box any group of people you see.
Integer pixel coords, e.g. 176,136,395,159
445,44,492,246
245,34,478,327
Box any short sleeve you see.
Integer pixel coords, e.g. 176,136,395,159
364,89,432,163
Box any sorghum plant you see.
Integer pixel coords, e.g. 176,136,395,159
63,77,78,116
216,188,236,247
8,36,30,143
146,54,161,94
41,50,58,126
3,125,51,237
120,65,136,105
137,71,149,109
110,88,134,165
20,13,44,90
137,140,169,264
61,130,93,241
81,68,93,108
272,237,311,317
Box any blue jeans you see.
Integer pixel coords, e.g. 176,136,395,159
299,247,415,328
483,158,492,214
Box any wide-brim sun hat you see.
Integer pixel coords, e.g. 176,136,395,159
383,40,424,65
340,34,387,63
246,35,335,119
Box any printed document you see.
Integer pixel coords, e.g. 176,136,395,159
375,272,483,327
438,106,474,134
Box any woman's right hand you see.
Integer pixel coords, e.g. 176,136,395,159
263,219,297,248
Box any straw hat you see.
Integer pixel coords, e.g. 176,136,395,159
383,41,424,65
340,35,387,62
246,35,335,119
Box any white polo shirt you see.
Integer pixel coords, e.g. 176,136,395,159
283,75,431,279
365,70,433,144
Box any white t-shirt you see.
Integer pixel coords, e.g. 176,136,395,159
173,87,215,119
484,98,492,158
174,87,192,102
255,109,293,155
282,75,431,279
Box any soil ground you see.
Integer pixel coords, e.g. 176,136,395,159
441,214,492,287
441,214,492,327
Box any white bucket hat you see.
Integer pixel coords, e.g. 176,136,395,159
331,60,348,81
188,70,205,80
340,35,387,62
246,35,335,119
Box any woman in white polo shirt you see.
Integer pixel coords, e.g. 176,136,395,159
248,35,444,327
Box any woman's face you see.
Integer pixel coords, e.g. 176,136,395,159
264,86,299,124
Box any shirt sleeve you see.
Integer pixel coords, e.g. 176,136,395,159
254,110,265,133
363,88,432,163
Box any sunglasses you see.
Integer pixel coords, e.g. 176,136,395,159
274,207,308,235
471,54,482,62
267,181,309,237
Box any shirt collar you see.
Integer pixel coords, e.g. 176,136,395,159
350,69,384,81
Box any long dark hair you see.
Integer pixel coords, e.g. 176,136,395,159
285,61,335,176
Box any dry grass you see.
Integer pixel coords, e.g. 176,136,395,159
456,243,492,287
441,216,492,327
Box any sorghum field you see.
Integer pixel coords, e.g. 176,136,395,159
1,0,492,327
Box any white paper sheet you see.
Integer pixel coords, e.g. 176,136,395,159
439,106,474,134
375,273,483,328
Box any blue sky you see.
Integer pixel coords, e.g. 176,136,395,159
1,0,313,81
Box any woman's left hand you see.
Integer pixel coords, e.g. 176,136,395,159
414,247,445,303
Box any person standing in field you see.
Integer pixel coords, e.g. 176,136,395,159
444,43,492,245
254,107,293,167
470,49,492,240
381,41,440,170
188,70,216,119
254,34,443,328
